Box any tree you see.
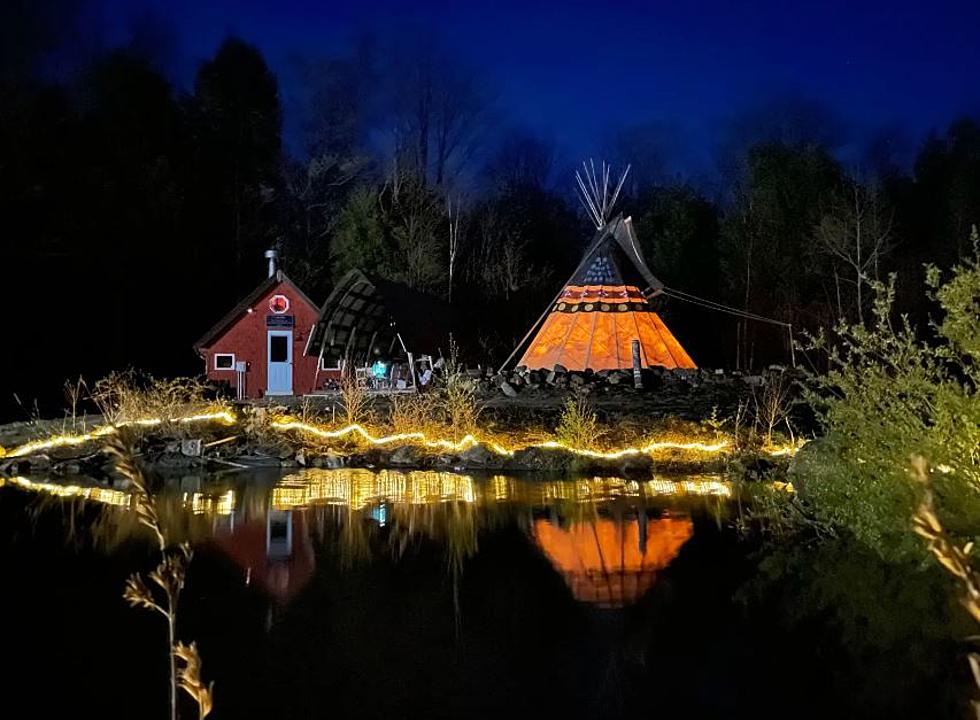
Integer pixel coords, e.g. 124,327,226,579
188,38,283,295
380,36,491,187
720,142,843,368
814,180,894,324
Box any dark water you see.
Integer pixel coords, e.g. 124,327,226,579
0,470,969,719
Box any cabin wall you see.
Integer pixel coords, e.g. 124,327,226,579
200,281,321,398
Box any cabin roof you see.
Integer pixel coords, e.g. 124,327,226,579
304,269,452,361
193,270,318,350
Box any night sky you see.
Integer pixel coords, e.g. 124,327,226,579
77,0,980,181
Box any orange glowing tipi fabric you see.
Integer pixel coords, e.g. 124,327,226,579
516,216,696,372
533,515,693,608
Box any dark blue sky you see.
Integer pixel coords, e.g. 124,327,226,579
91,0,980,180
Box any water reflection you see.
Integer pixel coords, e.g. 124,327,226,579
5,469,730,611
533,514,693,608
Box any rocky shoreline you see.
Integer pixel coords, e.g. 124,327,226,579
0,367,800,484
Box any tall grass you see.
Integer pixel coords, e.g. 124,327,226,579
108,435,214,720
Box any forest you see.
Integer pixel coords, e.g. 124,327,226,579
3,4,980,421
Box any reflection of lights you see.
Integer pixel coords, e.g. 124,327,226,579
2,409,237,459
271,469,476,510
0,476,130,506
267,470,732,510
191,489,236,515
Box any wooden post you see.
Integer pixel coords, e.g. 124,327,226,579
631,339,643,389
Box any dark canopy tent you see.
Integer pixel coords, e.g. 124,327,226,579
304,269,453,368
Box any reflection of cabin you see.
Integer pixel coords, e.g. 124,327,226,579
304,269,452,392
533,514,693,608
213,509,314,604
194,257,320,399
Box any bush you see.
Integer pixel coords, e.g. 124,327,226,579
801,232,980,559
555,393,602,451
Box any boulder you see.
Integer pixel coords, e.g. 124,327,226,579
180,439,203,457
618,453,654,476
310,453,345,469
552,364,568,374
389,445,421,466
500,381,519,398
459,443,499,467
509,446,573,472
787,438,835,498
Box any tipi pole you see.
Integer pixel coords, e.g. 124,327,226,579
496,223,615,374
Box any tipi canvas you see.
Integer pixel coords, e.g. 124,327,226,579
515,215,696,372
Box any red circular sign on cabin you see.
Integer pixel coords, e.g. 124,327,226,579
269,294,290,314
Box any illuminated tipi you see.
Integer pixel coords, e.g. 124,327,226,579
511,162,696,372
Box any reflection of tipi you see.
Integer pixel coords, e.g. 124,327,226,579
515,214,696,371
533,515,693,608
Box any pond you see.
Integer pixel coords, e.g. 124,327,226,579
0,469,969,719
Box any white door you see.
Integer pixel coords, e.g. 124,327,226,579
267,330,293,395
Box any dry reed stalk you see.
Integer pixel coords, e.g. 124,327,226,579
108,436,214,720
911,454,980,719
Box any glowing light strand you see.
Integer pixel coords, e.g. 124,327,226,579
269,418,744,459
2,410,237,459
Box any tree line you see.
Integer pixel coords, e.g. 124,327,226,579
3,20,980,417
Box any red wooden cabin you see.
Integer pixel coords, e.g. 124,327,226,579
193,267,323,399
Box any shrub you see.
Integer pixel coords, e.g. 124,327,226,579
801,232,980,559
555,393,602,451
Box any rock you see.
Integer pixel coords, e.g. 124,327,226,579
743,375,765,387
230,455,281,467
27,453,52,471
569,374,586,387
390,445,421,466
295,450,306,466
56,461,82,475
787,438,835,498
311,453,344,469
500,381,519,398
552,364,568,374
619,454,654,476
459,443,498,466
607,371,626,385
180,439,203,457
509,446,573,472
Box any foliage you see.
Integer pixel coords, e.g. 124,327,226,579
912,455,980,718
89,371,215,426
555,392,602,451
801,237,980,559
338,367,373,428
108,436,214,720
438,342,483,442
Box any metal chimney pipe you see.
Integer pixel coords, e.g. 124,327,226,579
264,248,278,278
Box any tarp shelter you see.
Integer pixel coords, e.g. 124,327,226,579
514,215,696,372
304,269,452,374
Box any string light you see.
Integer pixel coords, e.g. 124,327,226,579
0,408,799,471
269,417,749,460
1,409,237,459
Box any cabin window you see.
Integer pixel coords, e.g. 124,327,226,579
319,356,342,371
214,353,235,371
270,335,289,363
